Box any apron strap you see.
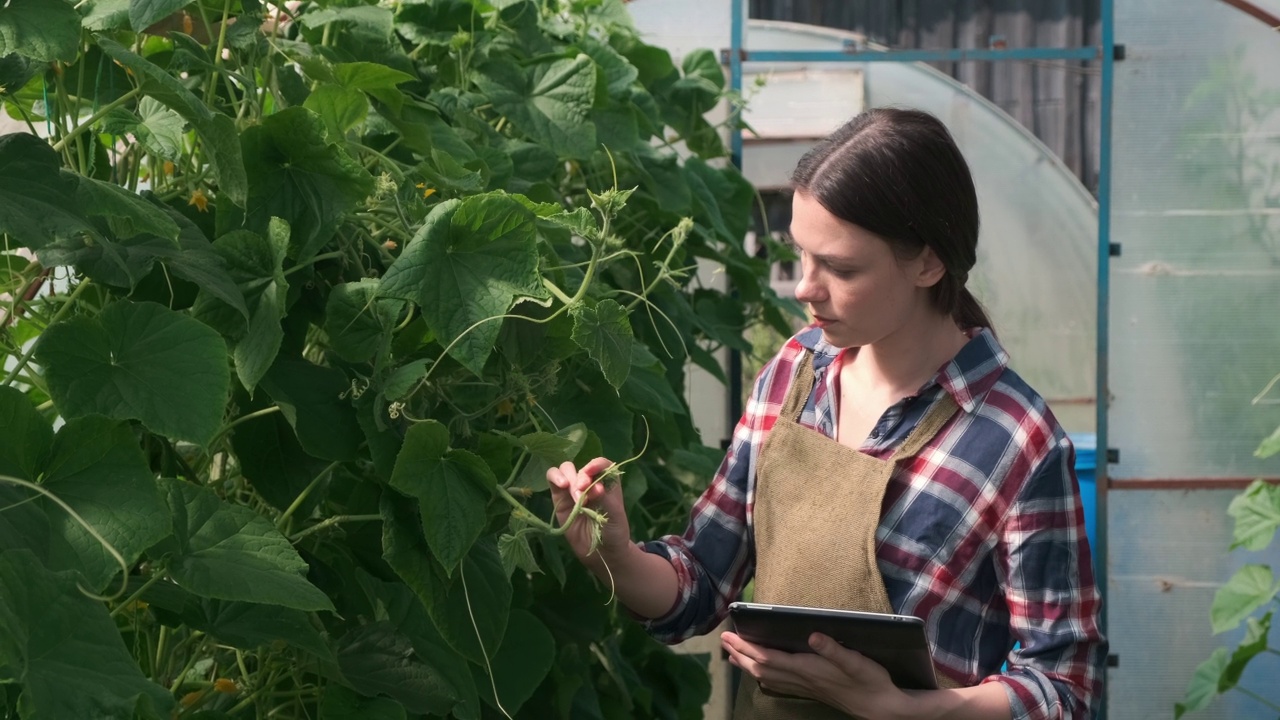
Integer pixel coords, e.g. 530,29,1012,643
778,351,817,423
889,393,961,462
779,351,961,460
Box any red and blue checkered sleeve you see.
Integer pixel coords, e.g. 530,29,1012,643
983,434,1108,720
638,340,804,643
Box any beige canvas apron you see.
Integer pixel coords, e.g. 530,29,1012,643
733,353,964,720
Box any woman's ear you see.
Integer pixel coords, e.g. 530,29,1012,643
912,246,948,288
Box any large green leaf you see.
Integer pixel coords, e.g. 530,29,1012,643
577,37,638,98
135,577,333,660
320,685,408,720
0,133,95,249
39,416,171,592
75,175,181,241
336,622,456,716
139,206,249,319
380,194,541,375
192,220,289,391
1220,612,1270,690
1211,564,1280,634
229,387,330,513
1256,425,1280,459
0,386,52,481
685,157,752,243
1227,480,1280,552
545,369,633,461
374,577,480,720
98,38,247,207
1175,647,1229,718
509,422,589,492
259,358,363,462
324,279,404,363
129,0,192,32
152,478,334,612
435,538,512,664
475,609,555,715
475,56,597,160
79,0,131,31
621,345,686,416
240,106,374,261
105,97,186,161
570,299,633,390
390,420,493,574
192,598,333,659
381,503,510,665
299,5,393,38
0,550,174,719
35,300,230,446
0,0,80,62
333,61,413,114
381,497,445,612
37,232,162,289
304,84,369,140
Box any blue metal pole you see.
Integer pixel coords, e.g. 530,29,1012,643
741,46,1101,64
729,0,745,167
1096,0,1115,706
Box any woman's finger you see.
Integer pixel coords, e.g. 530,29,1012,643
546,464,569,489
722,632,769,665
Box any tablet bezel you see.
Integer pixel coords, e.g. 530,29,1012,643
727,601,939,690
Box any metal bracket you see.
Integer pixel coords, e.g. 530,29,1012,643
1113,44,1127,61
1107,654,1120,668
719,48,748,64
1109,243,1122,257
1107,448,1120,464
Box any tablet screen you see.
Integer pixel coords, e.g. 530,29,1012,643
728,602,938,690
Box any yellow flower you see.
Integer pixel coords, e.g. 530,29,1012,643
182,13,194,35
214,678,238,695
187,189,209,213
382,239,398,251
163,161,175,176
180,691,204,707
415,182,436,199
496,398,515,417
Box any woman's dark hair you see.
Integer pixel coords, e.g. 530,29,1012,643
791,107,992,330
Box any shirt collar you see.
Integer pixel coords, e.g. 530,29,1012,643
795,325,1009,413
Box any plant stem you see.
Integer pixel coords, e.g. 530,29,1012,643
110,572,164,618
284,250,345,277
2,278,92,386
155,625,171,683
1236,686,1280,712
275,461,340,531
51,87,143,154
493,483,601,536
542,278,574,306
289,514,381,543
204,0,234,106
217,405,280,439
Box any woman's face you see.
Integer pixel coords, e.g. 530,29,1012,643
790,190,941,349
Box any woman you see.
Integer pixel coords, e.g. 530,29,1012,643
547,108,1106,720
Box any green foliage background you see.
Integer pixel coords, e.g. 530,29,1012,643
0,0,798,717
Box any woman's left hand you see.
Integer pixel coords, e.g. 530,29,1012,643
721,631,911,718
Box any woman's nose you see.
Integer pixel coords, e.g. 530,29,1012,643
794,267,822,303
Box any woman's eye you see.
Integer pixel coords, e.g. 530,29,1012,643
827,265,856,278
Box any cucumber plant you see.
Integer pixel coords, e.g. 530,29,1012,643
0,0,799,717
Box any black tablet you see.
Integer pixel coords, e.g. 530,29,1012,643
728,602,938,690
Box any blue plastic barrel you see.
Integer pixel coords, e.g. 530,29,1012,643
1067,433,1098,556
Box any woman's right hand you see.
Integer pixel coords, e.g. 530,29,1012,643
546,457,632,564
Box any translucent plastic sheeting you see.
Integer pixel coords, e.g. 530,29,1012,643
745,21,1098,431
1107,489,1280,719
1109,0,1280,481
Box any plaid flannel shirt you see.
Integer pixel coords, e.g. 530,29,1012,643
641,326,1107,720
